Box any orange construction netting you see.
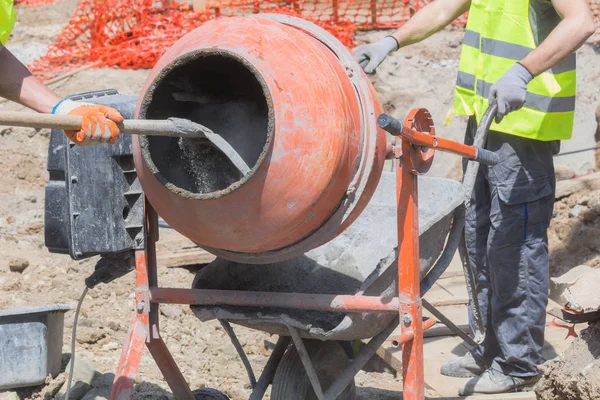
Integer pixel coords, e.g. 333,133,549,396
26,0,463,79
15,0,600,79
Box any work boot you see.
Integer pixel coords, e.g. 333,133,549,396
440,353,487,378
458,369,540,396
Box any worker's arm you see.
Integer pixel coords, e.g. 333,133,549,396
0,43,123,145
520,0,596,77
0,43,60,113
354,0,471,74
490,0,596,122
389,0,471,48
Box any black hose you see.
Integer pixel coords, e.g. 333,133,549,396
65,286,89,400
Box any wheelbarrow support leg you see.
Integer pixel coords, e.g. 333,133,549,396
110,204,195,400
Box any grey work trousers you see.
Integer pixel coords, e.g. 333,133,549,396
463,117,558,377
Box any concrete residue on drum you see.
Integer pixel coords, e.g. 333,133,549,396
178,136,241,194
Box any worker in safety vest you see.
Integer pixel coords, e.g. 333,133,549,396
0,0,122,145
355,0,596,396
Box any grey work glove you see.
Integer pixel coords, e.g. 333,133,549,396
354,36,399,74
489,62,533,123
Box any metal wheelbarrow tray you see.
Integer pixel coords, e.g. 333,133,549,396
191,171,464,341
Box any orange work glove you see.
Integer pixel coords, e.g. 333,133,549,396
52,99,124,145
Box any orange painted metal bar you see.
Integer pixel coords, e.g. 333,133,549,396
422,317,437,331
396,145,425,399
401,124,478,160
110,317,147,400
150,288,401,313
147,337,195,399
144,205,195,399
111,204,194,400
109,251,149,400
392,318,437,348
146,206,160,339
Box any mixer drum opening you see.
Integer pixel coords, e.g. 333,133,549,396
139,50,273,197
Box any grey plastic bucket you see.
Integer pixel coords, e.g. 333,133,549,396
0,304,71,390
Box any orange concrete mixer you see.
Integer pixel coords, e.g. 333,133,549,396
133,14,387,263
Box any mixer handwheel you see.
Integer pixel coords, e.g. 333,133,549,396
403,107,436,175
271,340,356,400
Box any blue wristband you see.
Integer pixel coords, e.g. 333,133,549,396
51,99,68,114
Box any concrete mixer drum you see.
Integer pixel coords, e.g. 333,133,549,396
133,14,387,263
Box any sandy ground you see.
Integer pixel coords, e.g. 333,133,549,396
0,1,599,399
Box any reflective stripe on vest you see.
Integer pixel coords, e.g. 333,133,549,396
454,0,576,141
0,0,16,45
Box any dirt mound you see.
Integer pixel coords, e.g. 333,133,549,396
536,322,600,400
548,177,600,277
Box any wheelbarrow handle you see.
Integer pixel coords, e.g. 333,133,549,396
472,101,498,149
460,101,498,346
463,101,499,194
377,114,403,136
473,147,499,166
377,105,500,166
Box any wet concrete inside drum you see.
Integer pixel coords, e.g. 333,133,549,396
145,54,269,194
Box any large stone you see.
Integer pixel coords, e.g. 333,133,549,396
80,388,108,400
39,373,66,400
0,392,19,400
8,258,29,273
76,327,106,345
80,375,113,400
550,265,600,313
555,164,577,181
568,204,585,218
555,172,600,199
62,357,101,386
133,382,174,399
56,357,100,400
91,373,114,390
57,381,92,400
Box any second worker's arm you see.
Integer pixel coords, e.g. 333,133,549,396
354,0,472,74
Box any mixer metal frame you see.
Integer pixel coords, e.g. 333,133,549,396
108,108,493,400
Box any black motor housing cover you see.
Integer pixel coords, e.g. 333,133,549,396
44,89,144,260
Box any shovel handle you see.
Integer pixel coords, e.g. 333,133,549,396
0,111,83,130
0,111,203,138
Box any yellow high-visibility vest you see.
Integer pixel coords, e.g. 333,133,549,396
1,0,16,45
454,0,576,141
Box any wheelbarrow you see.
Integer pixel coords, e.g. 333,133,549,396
190,172,463,399
111,103,499,400
185,105,498,400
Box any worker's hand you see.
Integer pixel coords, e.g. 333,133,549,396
354,37,399,74
489,63,533,123
52,99,124,145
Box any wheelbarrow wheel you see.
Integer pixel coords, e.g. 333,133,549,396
271,340,356,400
